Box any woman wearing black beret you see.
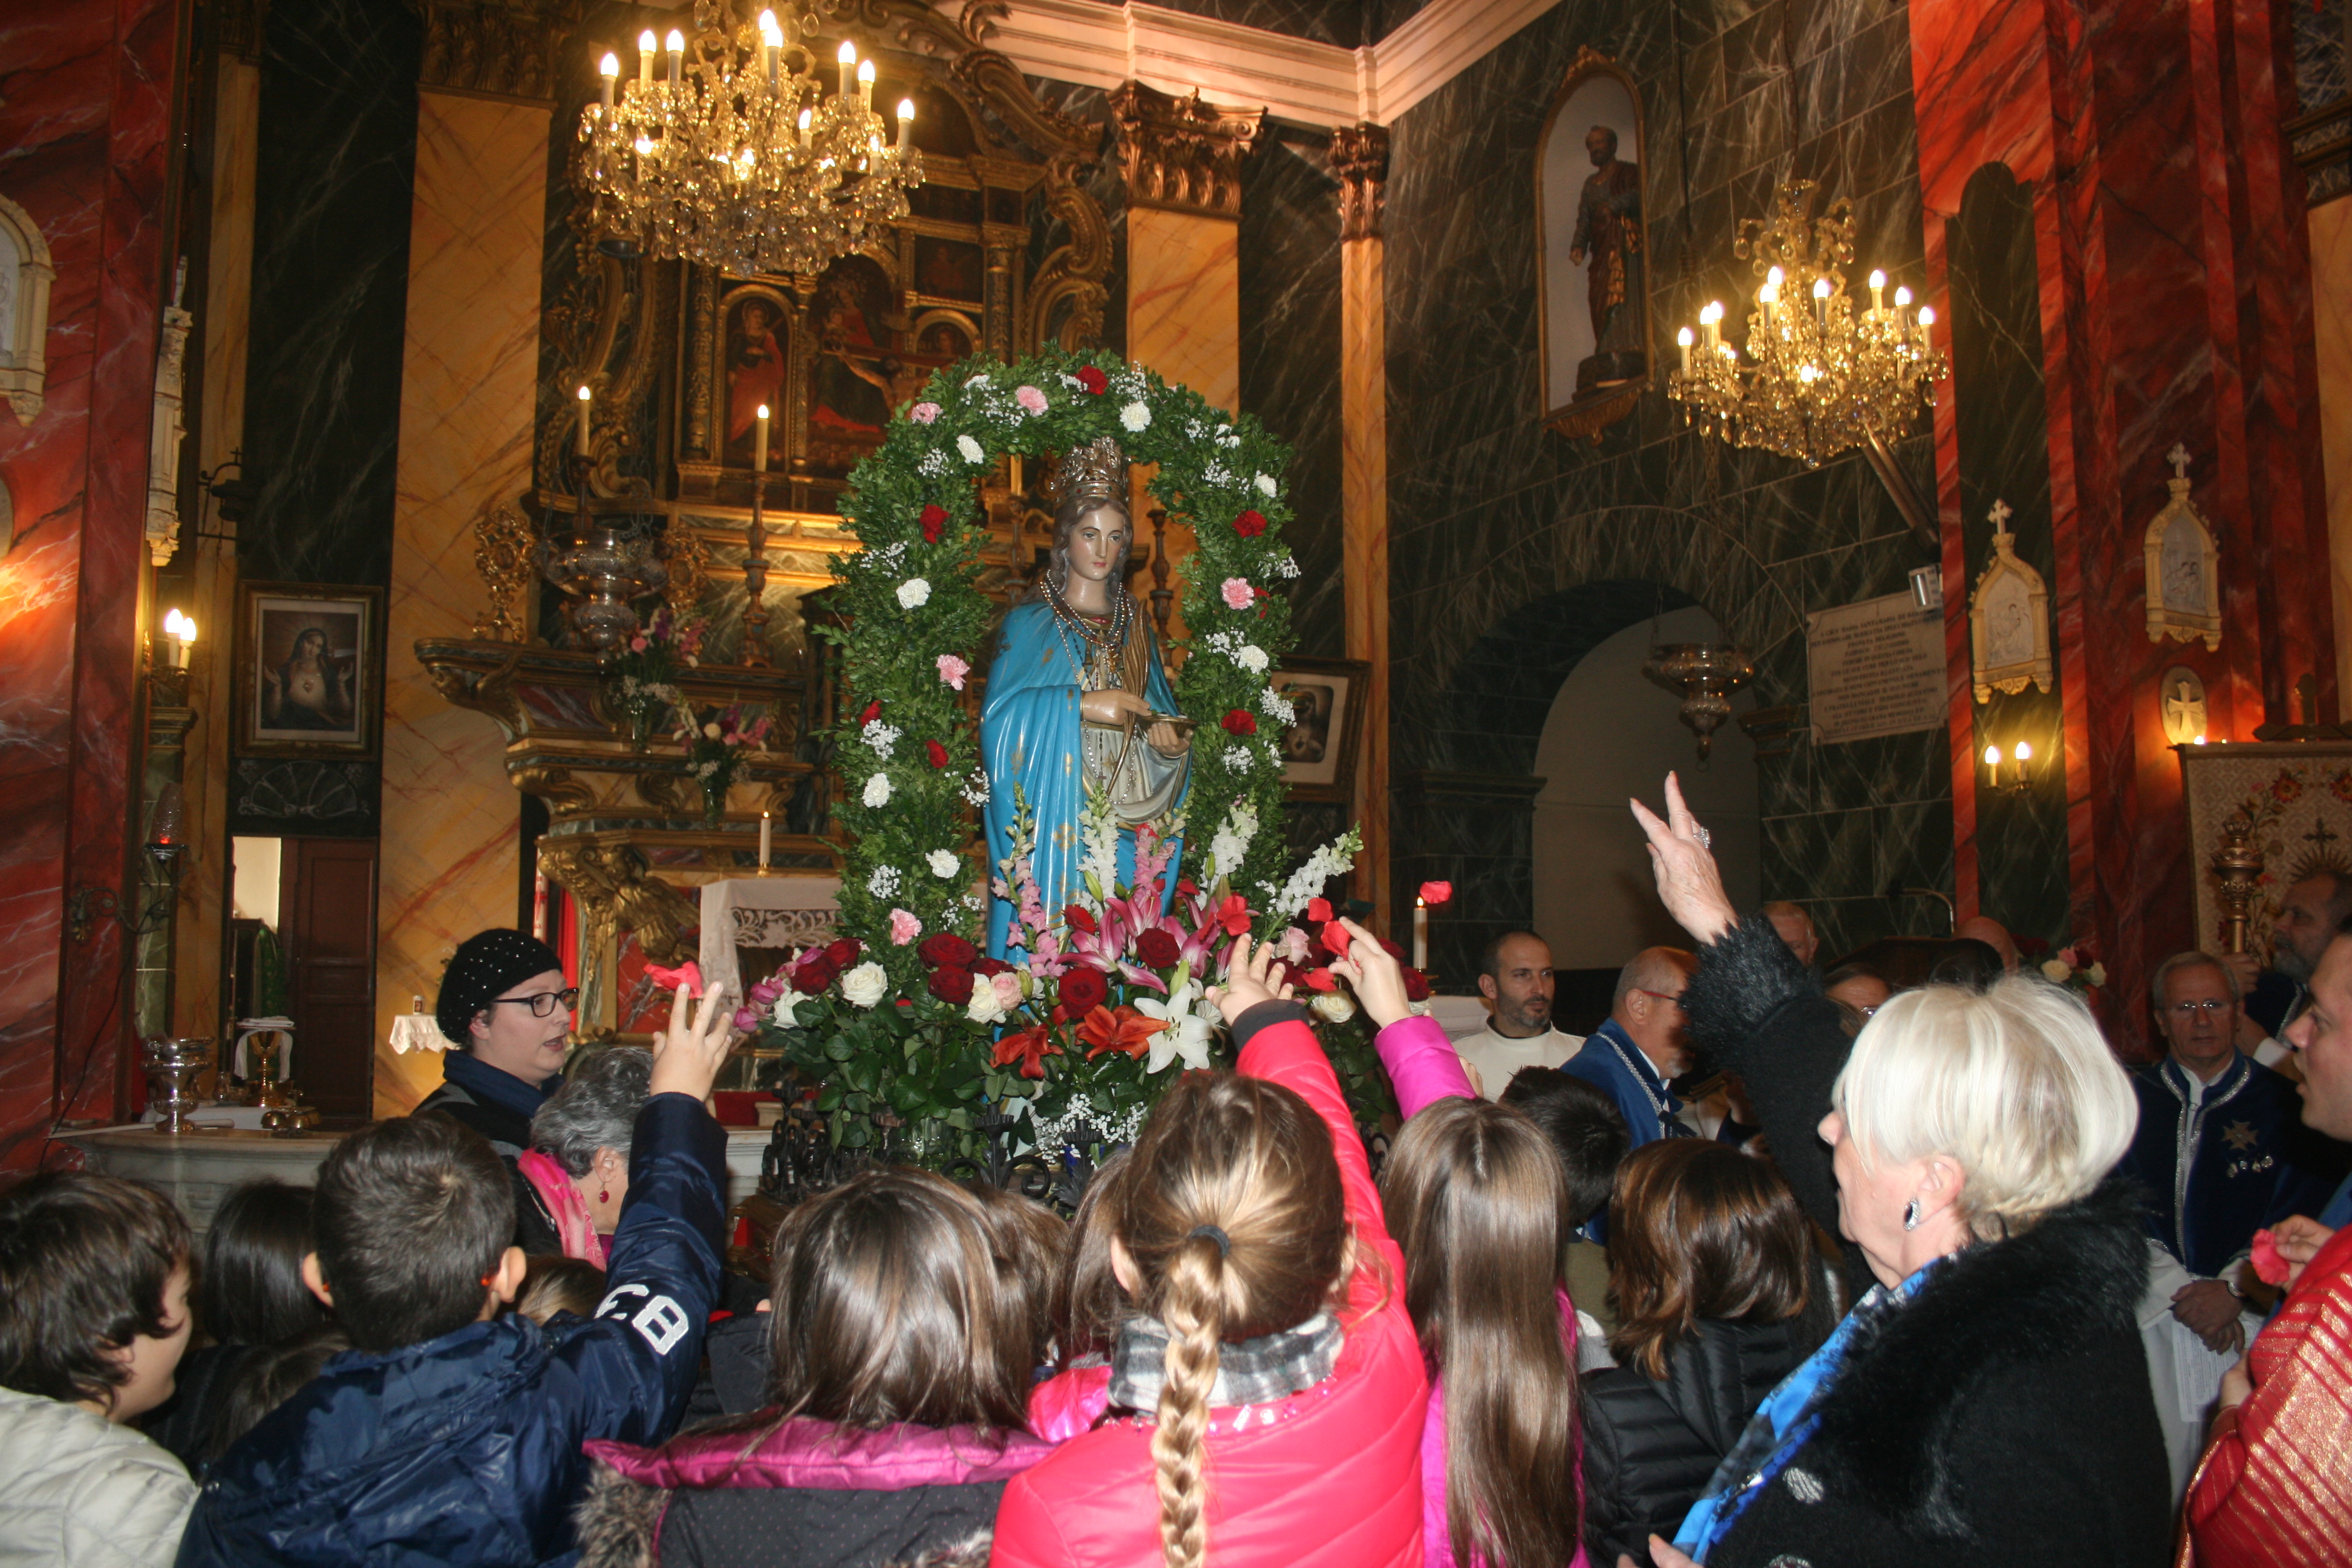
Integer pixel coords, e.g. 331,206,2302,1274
416,929,575,1158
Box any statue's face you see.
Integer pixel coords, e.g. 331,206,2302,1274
1586,128,1616,167
1063,503,1131,585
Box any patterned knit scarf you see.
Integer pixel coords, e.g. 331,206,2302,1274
1109,1311,1343,1413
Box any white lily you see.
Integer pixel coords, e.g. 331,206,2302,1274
1136,976,1214,1073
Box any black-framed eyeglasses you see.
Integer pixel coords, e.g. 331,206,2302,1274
488,987,578,1018
2166,999,2232,1018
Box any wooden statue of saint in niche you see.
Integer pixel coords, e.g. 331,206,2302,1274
2145,442,2222,650
1970,498,2054,704
1538,50,1650,441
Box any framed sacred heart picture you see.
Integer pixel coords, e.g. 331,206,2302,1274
235,581,384,758
1269,657,1370,803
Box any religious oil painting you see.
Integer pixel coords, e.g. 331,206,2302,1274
720,284,791,471
1537,48,1650,440
236,582,382,757
1270,658,1369,803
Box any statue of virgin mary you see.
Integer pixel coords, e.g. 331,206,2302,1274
982,437,1191,959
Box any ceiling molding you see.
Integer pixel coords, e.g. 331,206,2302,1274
942,0,1565,129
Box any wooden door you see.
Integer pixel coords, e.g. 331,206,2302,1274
278,838,378,1118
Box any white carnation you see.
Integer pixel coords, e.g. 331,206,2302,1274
897,578,931,609
861,773,892,808
927,849,960,879
956,434,985,464
1236,644,1269,673
1119,400,1151,431
840,962,889,1008
1255,472,1276,495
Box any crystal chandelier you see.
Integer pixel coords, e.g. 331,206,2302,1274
1667,180,1947,468
575,2,924,278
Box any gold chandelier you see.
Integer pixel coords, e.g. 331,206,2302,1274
1667,180,1947,468
576,2,924,278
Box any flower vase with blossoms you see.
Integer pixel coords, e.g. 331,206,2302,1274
676,704,771,825
609,609,703,751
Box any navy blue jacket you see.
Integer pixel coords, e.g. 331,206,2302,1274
175,1093,728,1568
2115,1054,2348,1278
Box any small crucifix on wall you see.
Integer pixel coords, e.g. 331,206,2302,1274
2144,443,2222,650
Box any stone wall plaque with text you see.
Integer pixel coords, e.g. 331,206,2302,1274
1807,591,1948,745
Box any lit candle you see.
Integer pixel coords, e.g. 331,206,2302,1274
1915,304,1936,346
1703,300,1723,345
895,97,915,152
665,28,684,86
598,52,618,111
638,28,656,84
797,106,812,148
762,17,781,90
857,57,875,110
576,384,592,455
837,39,856,101
2013,739,2032,786
755,403,770,474
1811,275,1831,324
759,808,773,869
1676,325,1693,373
1867,268,1886,312
1413,897,1428,972
1984,743,2002,771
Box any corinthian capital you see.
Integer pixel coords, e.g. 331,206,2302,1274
1109,82,1264,218
1330,123,1390,242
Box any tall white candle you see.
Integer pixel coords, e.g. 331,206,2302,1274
759,809,773,869
1413,897,1428,972
638,28,655,84
755,403,770,473
575,385,592,454
837,40,855,101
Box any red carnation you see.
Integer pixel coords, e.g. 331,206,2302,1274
1221,708,1257,736
918,932,978,969
859,699,882,724
1057,967,1109,1014
1135,928,1182,970
920,503,949,543
1233,509,1267,538
927,965,975,1005
1402,966,1432,1002
1076,365,1108,394
1063,904,1098,935
792,954,840,993
926,739,950,769
825,936,862,969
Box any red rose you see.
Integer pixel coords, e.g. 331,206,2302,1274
1076,365,1108,394
1221,708,1257,736
1135,929,1182,969
918,933,978,969
792,954,840,993
919,503,948,543
1057,967,1108,1014
926,739,950,769
825,936,862,968
1380,936,1406,961
927,965,975,1005
1301,967,1338,993
970,956,1011,978
1063,904,1098,935
1402,966,1432,1002
1233,509,1267,538
858,699,882,724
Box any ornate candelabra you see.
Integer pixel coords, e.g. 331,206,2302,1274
2211,809,2264,955
540,451,668,652
1643,643,1756,763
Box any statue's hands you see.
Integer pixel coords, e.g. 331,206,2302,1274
1146,720,1186,754
1080,688,1151,727
1570,246,1586,266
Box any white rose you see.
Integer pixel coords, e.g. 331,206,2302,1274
1310,990,1357,1024
1236,644,1269,673
1255,472,1276,496
2040,958,2071,983
966,985,1008,1025
702,722,721,739
771,988,808,1028
956,434,985,464
862,773,892,808
2086,962,2108,988
840,961,889,1008
927,848,959,879
1119,400,1151,431
897,578,931,609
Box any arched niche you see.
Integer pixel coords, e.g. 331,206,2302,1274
1537,49,1649,442
0,193,57,426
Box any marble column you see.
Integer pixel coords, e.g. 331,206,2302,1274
376,88,550,1115
2314,198,2352,705
1332,124,1389,930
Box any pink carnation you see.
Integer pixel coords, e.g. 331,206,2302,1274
910,402,941,424
889,907,923,946
1220,577,1255,611
937,653,970,690
1014,385,1048,415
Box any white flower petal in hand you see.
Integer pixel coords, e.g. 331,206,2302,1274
840,961,889,1008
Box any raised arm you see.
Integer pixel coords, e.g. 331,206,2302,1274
1328,916,1473,1120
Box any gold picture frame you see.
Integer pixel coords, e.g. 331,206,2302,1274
1968,501,2054,704
1269,658,1370,805
235,581,384,758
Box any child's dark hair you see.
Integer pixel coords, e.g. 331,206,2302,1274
763,1168,1030,1432
1120,1071,1347,1568
1382,1096,1583,1568
515,1255,607,1325
0,1171,191,1408
203,1325,350,1465
959,1178,1070,1371
1606,1139,1811,1379
1050,1146,1131,1370
1501,1067,1630,1229
312,1112,514,1353
201,1180,327,1347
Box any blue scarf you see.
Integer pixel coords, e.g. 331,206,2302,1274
1673,1259,1940,1561
441,1049,559,1123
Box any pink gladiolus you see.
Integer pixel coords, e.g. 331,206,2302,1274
938,653,970,690
910,402,941,423
1220,577,1254,611
1014,384,1048,414
889,907,923,946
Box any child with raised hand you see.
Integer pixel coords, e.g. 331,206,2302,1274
578,1168,1050,1568
991,934,1428,1568
0,1171,198,1567
176,981,740,1567
1330,919,1591,1568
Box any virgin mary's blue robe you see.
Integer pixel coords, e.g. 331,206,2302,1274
982,598,1186,960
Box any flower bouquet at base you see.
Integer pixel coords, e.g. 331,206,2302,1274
676,703,773,824
608,609,703,749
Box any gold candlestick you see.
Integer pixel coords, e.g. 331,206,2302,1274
2211,809,2263,955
